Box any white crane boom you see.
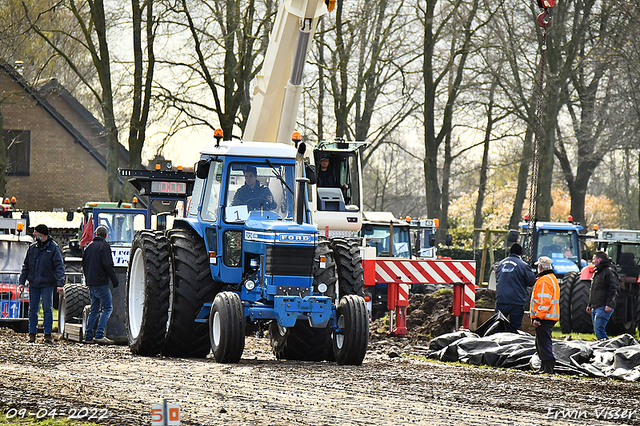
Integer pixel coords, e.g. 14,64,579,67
242,0,328,144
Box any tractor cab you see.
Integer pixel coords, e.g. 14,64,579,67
359,212,411,258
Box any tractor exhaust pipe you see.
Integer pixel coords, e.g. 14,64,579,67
294,142,308,225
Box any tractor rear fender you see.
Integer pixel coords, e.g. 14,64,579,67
579,265,595,281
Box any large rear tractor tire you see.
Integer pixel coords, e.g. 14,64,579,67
560,271,578,334
209,292,245,363
331,238,364,297
126,231,171,356
58,283,90,334
163,228,221,358
332,295,369,365
570,280,592,334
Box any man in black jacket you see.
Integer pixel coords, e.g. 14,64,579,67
82,226,119,345
586,251,620,340
495,243,536,330
18,224,65,344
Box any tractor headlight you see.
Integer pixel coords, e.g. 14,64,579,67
244,280,256,291
250,258,259,270
317,283,327,293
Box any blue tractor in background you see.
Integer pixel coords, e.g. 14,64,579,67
505,220,589,334
126,138,368,364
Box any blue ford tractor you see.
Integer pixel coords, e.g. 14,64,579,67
126,139,368,364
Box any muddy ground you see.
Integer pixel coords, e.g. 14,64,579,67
1,327,639,426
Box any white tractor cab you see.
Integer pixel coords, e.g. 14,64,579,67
409,218,440,260
564,229,640,336
310,141,365,238
0,208,32,333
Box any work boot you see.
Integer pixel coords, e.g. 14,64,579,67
94,337,115,346
538,359,555,375
28,333,36,343
44,334,54,344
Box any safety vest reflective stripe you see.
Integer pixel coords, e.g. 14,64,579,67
539,306,550,310
537,292,553,299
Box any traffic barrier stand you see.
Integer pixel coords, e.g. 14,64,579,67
387,282,409,336
453,282,475,329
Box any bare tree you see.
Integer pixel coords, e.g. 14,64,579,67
22,0,156,199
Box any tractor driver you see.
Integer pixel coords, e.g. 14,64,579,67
232,166,277,211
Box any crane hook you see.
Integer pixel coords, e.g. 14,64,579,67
537,9,551,27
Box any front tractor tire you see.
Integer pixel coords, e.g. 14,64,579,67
163,228,221,358
209,292,245,363
332,295,369,365
126,231,171,356
570,279,592,334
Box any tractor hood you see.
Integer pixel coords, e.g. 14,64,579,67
551,257,580,276
244,210,317,244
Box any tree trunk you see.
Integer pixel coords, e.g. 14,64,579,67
440,132,452,241
473,81,496,245
91,0,121,201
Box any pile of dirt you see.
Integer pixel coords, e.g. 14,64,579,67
369,289,455,343
474,288,496,309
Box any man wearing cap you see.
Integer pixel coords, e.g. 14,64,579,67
18,224,65,344
232,165,277,211
586,251,620,340
82,225,119,345
317,155,339,188
530,256,560,374
494,243,536,330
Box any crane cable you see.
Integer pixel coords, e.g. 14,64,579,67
525,1,555,265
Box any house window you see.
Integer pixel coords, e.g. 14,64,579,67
2,130,30,176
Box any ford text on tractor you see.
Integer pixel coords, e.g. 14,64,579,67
0,202,32,333
561,229,640,335
127,138,368,364
359,212,476,335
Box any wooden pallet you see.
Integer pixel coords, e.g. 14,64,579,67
63,323,83,342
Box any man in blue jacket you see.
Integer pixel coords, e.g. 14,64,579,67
18,224,65,344
495,243,536,330
82,225,119,345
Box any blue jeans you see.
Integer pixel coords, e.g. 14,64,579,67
591,306,614,340
495,303,525,330
28,286,54,335
85,285,113,340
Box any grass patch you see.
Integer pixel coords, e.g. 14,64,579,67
0,412,101,425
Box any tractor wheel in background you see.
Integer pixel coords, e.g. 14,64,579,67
58,283,90,333
209,292,245,363
269,320,333,361
330,238,364,297
269,241,337,361
606,294,636,337
126,231,171,356
163,227,221,358
560,271,578,334
332,295,369,365
570,280,592,334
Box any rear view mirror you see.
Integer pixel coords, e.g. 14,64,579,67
507,229,519,243
196,160,210,179
428,234,436,247
445,234,453,246
66,210,75,221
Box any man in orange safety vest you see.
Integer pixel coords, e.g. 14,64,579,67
530,256,560,374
